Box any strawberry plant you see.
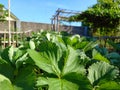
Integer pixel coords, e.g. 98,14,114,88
0,31,120,90
28,39,120,90
28,31,120,90
0,46,36,90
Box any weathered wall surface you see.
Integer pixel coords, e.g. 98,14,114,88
21,21,52,32
1,21,120,36
0,21,88,36
60,25,88,36
21,21,88,36
0,21,16,31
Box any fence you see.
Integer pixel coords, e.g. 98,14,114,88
0,30,33,48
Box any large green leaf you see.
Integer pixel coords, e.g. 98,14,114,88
88,62,119,86
12,49,24,61
75,41,88,49
97,81,120,90
1,46,11,63
13,65,36,90
36,77,48,86
0,58,14,80
0,74,13,90
62,36,72,46
92,49,110,63
1,46,27,67
37,73,92,90
83,41,98,52
48,78,79,90
36,77,49,90
28,41,64,77
28,44,86,77
28,49,61,77
38,41,63,63
63,73,92,90
70,35,81,46
62,46,85,76
15,52,28,69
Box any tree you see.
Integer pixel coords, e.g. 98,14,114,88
0,4,7,21
69,0,120,36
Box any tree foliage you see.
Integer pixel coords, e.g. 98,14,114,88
0,4,7,21
69,0,120,36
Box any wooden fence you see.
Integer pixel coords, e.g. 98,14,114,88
0,30,33,48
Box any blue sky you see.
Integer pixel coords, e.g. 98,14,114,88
0,0,97,24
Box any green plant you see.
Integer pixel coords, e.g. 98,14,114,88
0,46,36,90
27,31,120,90
0,4,7,21
28,40,120,90
0,31,120,90
69,0,120,37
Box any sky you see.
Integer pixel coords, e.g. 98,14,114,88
0,0,97,25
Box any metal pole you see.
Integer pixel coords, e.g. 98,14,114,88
8,0,11,46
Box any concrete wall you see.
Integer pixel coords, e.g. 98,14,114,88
21,21,88,36
0,21,88,36
21,21,52,32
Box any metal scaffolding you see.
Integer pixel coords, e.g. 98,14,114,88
51,8,81,32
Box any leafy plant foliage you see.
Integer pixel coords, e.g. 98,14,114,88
69,0,120,36
0,31,120,90
0,4,8,21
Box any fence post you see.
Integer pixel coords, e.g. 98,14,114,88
3,30,6,48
